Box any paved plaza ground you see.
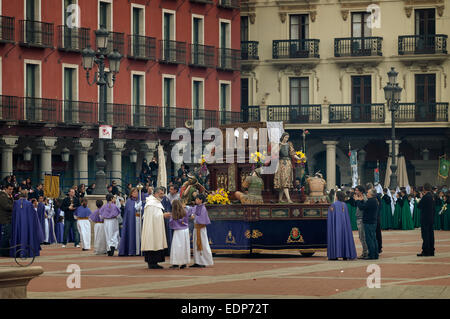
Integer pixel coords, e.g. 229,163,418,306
1,229,449,299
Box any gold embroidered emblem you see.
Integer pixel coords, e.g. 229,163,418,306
287,227,304,243
245,229,263,239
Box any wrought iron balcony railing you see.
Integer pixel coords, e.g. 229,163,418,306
241,41,259,60
329,104,385,123
127,34,157,60
0,16,15,43
62,100,97,125
190,0,213,3
189,43,215,68
131,105,162,129
217,48,241,71
334,37,383,57
23,97,60,122
218,0,240,9
396,102,449,122
241,105,260,122
267,105,321,124
19,20,54,48
273,39,320,59
398,34,447,55
57,26,90,52
162,107,192,129
0,95,22,121
159,39,187,64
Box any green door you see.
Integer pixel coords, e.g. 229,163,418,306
26,0,36,43
133,7,141,56
64,68,74,122
164,78,171,126
164,13,171,61
133,74,141,126
220,83,227,124
26,64,37,120
220,22,227,67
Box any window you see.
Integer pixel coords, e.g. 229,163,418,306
163,75,175,127
192,79,204,118
241,78,249,107
24,0,41,43
219,20,231,68
241,16,248,42
24,60,41,121
192,16,204,65
132,73,145,126
351,12,371,38
99,0,112,30
289,14,309,40
415,9,436,54
351,75,371,122
289,77,309,105
163,11,176,61
131,5,145,56
63,65,78,123
219,82,231,124
415,74,436,121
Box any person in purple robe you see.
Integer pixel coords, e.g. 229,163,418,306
161,187,172,256
119,188,143,256
188,194,213,267
99,194,121,256
10,190,43,258
327,191,357,260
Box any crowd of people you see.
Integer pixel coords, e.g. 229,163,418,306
0,172,214,270
327,182,450,260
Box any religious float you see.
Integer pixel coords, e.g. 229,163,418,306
186,122,330,256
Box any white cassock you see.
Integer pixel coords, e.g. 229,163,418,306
170,228,190,266
77,219,91,250
135,201,143,255
409,198,415,218
104,218,120,250
141,195,167,252
193,225,214,266
93,222,107,255
44,203,56,243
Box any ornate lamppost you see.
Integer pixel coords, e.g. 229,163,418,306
383,67,402,190
81,28,122,195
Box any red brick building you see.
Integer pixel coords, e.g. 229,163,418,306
0,0,241,190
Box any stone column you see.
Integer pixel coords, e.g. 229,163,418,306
74,138,93,186
321,97,330,125
323,140,339,191
0,136,18,178
36,137,58,183
358,149,367,186
107,139,126,189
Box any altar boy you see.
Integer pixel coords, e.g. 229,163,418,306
189,194,213,268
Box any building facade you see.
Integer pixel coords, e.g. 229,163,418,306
241,0,450,188
0,0,241,191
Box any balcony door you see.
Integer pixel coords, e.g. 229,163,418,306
63,0,77,49
25,63,39,121
132,7,144,56
351,75,371,122
415,9,436,53
289,77,309,122
415,74,436,121
26,0,39,43
289,14,309,57
351,12,372,55
64,67,76,123
192,17,204,65
132,74,143,126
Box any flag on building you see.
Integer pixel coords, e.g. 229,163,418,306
438,155,449,179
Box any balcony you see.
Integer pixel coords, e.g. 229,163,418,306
329,104,385,123
333,37,383,66
217,48,241,71
23,97,60,122
131,105,162,129
396,103,449,122
0,95,22,121
0,16,15,43
188,43,215,68
273,39,319,59
219,110,243,125
95,31,124,55
267,105,321,124
19,20,54,48
127,35,157,60
241,41,259,60
218,0,240,9
159,40,187,64
57,26,90,52
241,105,260,122
398,35,448,63
61,100,97,125
162,107,192,129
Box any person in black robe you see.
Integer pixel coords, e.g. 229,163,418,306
417,183,435,256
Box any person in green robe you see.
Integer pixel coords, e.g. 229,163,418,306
412,190,421,228
392,192,402,229
434,191,444,230
380,188,392,230
400,190,414,230
345,191,358,231
441,191,450,230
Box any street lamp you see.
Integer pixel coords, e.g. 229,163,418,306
81,28,122,195
383,67,402,190
23,146,32,162
61,147,70,162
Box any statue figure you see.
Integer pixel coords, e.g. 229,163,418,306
180,173,206,205
305,172,328,204
234,167,264,204
274,132,301,203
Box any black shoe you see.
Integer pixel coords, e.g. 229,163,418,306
190,263,205,268
170,265,179,269
148,264,164,269
109,246,115,256
180,264,186,269
82,248,89,251
343,258,348,261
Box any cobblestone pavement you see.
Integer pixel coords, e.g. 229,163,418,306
1,229,449,299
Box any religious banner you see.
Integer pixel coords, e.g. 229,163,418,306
44,174,60,199
374,161,380,184
349,150,358,188
438,155,449,179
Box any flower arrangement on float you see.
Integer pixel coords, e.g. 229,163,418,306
296,151,307,167
250,151,266,168
207,188,231,205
